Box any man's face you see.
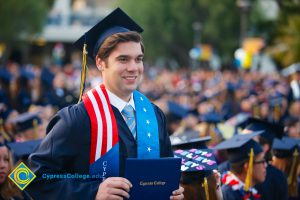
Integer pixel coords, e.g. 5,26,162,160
252,152,267,184
97,41,144,101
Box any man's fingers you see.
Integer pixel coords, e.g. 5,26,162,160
170,194,184,200
170,186,184,200
106,188,130,199
172,186,184,195
107,177,132,187
105,177,132,192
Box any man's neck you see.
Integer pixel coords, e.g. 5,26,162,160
235,172,256,188
235,173,246,184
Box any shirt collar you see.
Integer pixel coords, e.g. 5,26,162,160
106,89,135,113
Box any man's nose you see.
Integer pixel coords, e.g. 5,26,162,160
127,61,140,71
0,159,6,168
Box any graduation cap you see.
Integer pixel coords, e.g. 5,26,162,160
41,67,55,88
199,112,223,124
73,7,143,60
281,62,300,77
167,101,189,119
284,116,299,127
0,69,12,83
174,148,218,199
73,7,143,102
6,139,42,160
272,137,299,158
171,135,211,150
244,118,284,142
174,148,217,173
19,68,35,80
225,112,251,129
9,112,42,133
214,131,263,163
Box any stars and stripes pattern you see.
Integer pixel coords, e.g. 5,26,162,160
83,84,119,164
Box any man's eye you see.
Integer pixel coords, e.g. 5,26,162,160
119,57,127,62
136,57,143,62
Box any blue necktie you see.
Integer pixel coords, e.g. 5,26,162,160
122,105,136,138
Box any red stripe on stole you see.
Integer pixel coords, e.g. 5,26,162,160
100,84,119,146
82,94,97,164
92,89,108,156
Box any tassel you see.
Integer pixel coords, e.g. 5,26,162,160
252,105,260,118
33,119,38,139
78,43,88,103
288,149,299,197
273,105,281,122
244,148,254,191
202,177,209,200
0,118,11,142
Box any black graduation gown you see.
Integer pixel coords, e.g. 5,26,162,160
222,185,243,200
26,102,173,200
255,165,288,200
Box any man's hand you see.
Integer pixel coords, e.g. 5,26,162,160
170,186,184,200
95,177,132,200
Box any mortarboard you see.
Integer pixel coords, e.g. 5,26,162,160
225,112,251,129
167,101,189,119
174,148,217,173
6,139,42,159
0,69,12,83
73,7,143,60
214,131,263,163
8,112,42,133
281,62,300,77
19,68,35,80
41,67,55,88
171,135,211,150
199,112,223,124
272,137,299,158
244,117,284,142
174,147,218,199
284,116,299,127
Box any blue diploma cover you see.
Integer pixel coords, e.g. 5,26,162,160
124,158,181,200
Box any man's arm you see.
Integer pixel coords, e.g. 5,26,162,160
26,105,100,200
153,104,173,157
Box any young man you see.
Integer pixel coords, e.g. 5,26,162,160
27,8,184,200
243,118,288,200
215,132,267,200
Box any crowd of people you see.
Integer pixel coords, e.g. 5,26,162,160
0,7,300,199
0,56,300,199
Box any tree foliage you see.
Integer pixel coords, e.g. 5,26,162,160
117,0,240,66
0,0,53,61
272,0,300,66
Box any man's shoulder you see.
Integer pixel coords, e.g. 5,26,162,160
221,184,240,200
57,102,88,122
46,102,88,134
267,164,287,181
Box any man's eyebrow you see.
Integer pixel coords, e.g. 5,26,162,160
116,54,144,58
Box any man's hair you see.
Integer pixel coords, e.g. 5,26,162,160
97,31,144,60
230,154,262,175
230,159,248,174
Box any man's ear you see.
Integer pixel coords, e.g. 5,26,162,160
243,161,249,173
95,55,105,71
262,143,270,153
